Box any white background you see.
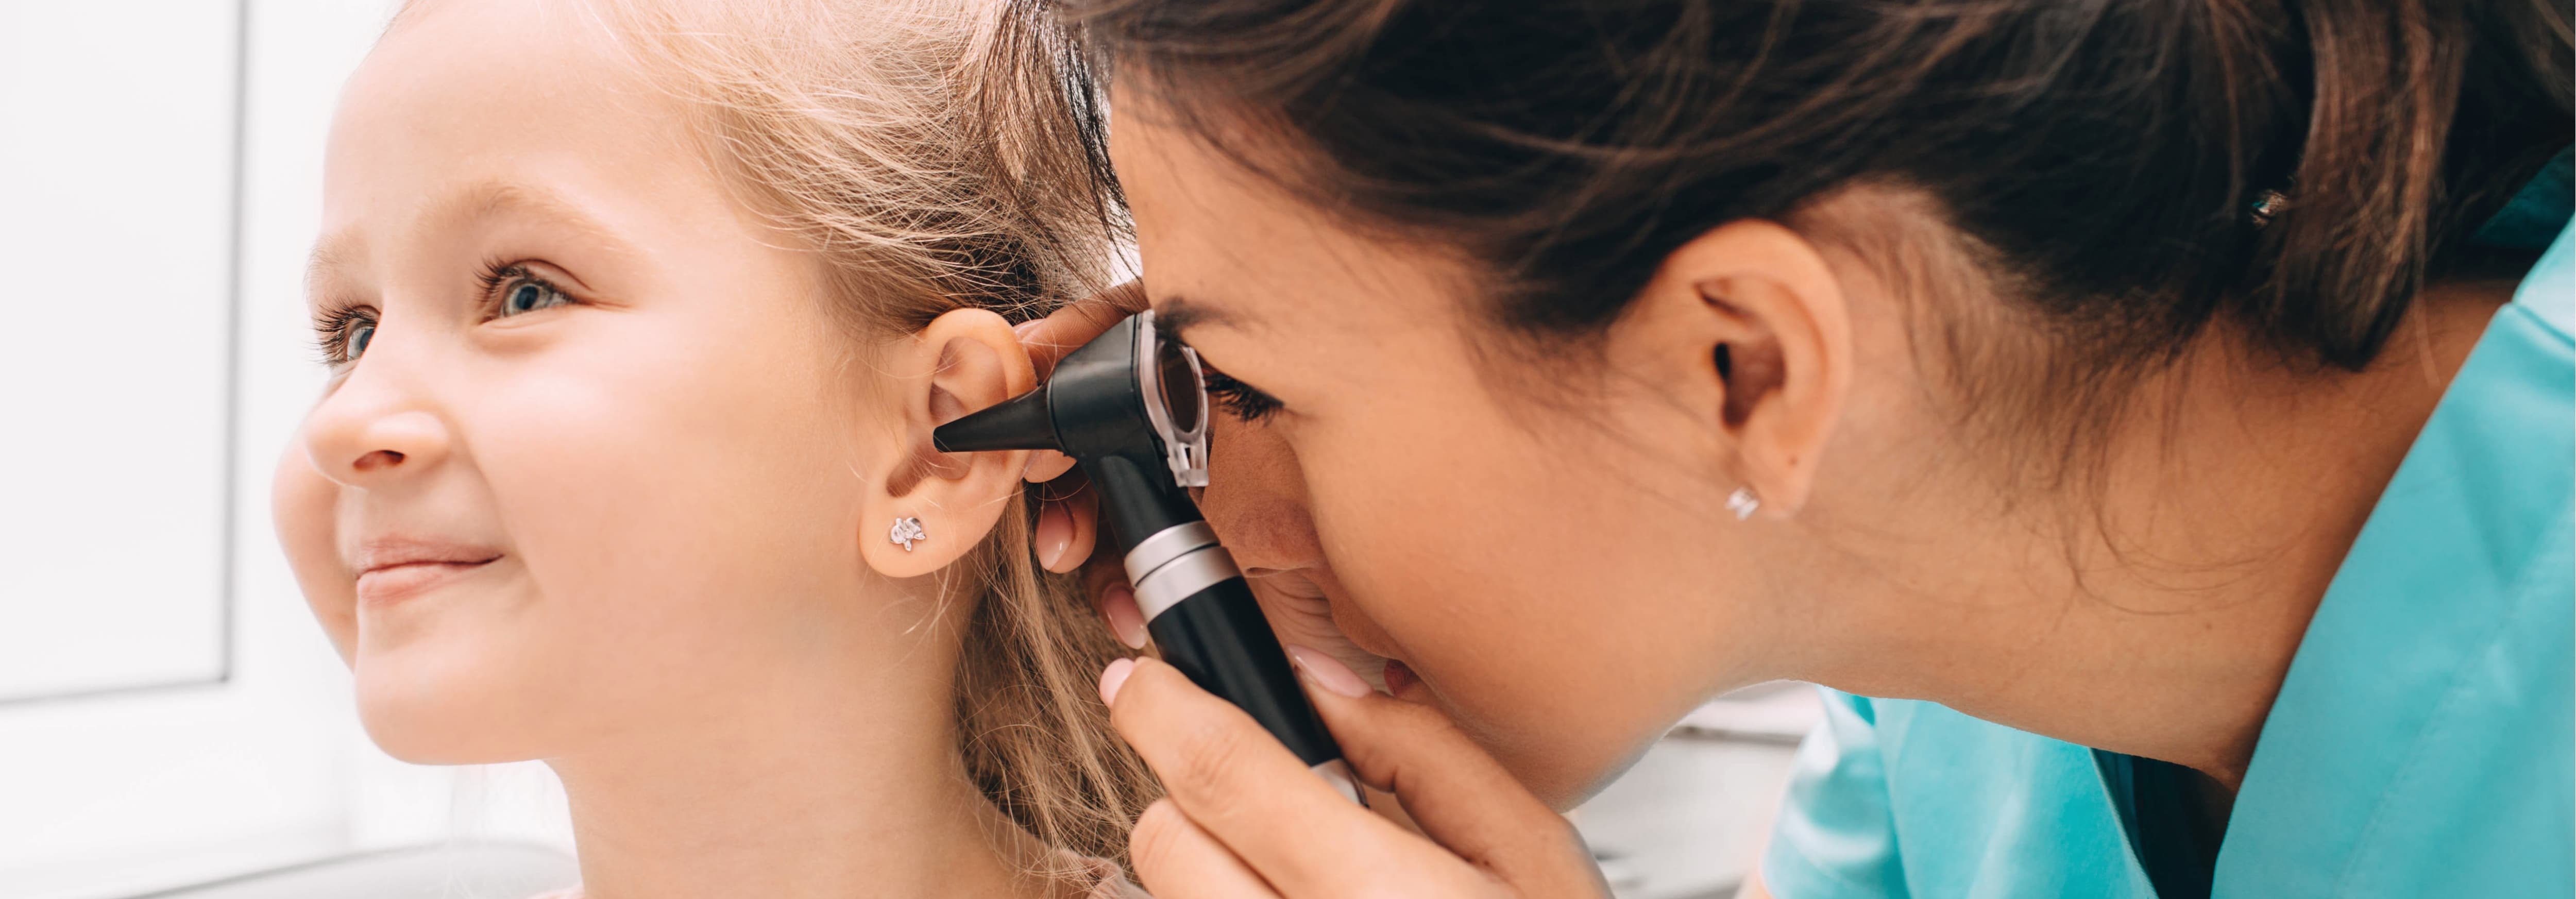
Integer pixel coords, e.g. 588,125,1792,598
0,0,233,703
0,4,573,897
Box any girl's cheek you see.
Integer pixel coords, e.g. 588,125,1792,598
272,444,359,662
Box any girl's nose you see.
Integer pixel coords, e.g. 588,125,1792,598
298,362,452,489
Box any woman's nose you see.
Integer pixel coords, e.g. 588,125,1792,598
299,367,452,488
1202,418,1327,574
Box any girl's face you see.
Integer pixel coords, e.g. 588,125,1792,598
275,0,1014,762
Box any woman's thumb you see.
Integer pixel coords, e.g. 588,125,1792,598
1284,646,1606,894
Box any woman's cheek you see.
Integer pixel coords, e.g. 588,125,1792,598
272,443,359,663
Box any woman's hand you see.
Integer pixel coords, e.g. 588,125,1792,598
1017,283,1154,642
1099,651,1611,898
1022,285,1605,894
1015,283,1382,677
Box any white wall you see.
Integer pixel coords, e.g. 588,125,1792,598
0,0,234,703
0,4,571,896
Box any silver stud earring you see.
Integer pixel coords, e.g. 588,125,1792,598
1726,487,1761,521
890,517,927,552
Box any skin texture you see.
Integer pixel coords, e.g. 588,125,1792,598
1015,89,2518,896
271,2,1063,896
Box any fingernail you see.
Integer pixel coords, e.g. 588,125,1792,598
1033,503,1073,570
1285,644,1371,698
1098,657,1136,706
1103,585,1149,649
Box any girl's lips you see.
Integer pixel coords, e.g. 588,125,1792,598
355,557,498,606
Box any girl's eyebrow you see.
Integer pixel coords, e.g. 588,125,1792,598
438,180,629,248
306,229,366,301
306,179,638,299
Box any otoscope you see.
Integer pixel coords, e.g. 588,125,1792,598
934,310,1364,805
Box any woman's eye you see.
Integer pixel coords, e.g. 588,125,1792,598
1202,367,1284,423
498,278,568,316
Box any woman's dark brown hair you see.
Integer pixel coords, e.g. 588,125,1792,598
1060,0,2569,415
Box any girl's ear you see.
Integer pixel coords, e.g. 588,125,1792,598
858,308,1037,578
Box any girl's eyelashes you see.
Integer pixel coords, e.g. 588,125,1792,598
1201,365,1283,423
308,260,579,368
476,261,578,319
313,304,378,366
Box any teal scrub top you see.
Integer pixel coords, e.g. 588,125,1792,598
1760,190,2576,897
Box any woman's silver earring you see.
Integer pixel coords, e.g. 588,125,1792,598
890,517,927,552
1726,487,1761,521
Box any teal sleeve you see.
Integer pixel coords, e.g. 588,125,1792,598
1759,688,1909,899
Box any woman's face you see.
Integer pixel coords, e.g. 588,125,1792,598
1117,103,1805,806
276,0,921,762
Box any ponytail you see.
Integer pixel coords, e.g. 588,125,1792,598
2252,0,2571,369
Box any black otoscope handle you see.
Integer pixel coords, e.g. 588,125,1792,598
1144,573,1354,781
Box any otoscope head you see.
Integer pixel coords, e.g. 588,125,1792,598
935,311,1361,799
931,311,1214,553
927,386,1058,454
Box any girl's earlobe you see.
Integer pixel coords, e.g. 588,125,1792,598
890,516,927,552
856,307,1037,579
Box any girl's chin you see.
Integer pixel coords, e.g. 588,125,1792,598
352,671,549,765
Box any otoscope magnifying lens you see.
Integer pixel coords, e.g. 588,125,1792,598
1156,336,1204,434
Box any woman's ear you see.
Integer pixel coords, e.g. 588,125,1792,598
857,308,1037,578
1618,219,1853,517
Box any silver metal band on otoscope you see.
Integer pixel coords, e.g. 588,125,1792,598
1125,522,1241,621
1125,521,1218,585
1132,546,1244,621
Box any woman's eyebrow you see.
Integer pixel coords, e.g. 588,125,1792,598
1157,295,1247,333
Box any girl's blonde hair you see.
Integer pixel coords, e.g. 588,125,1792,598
423,0,1156,872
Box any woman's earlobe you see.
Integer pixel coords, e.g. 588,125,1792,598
1657,221,1853,518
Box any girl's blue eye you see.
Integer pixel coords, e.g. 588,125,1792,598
501,280,565,316
312,305,378,366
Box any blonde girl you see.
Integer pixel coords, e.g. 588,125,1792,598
273,1,1155,895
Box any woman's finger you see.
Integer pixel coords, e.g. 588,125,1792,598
1034,496,1077,572
1035,476,1100,573
1023,448,1079,483
1126,798,1284,899
1105,657,1431,896
1019,281,1148,377
1100,581,1149,650
1017,282,1141,488
1081,547,1148,649
1286,649,1607,897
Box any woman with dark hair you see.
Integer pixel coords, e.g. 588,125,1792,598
1002,1,2575,895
